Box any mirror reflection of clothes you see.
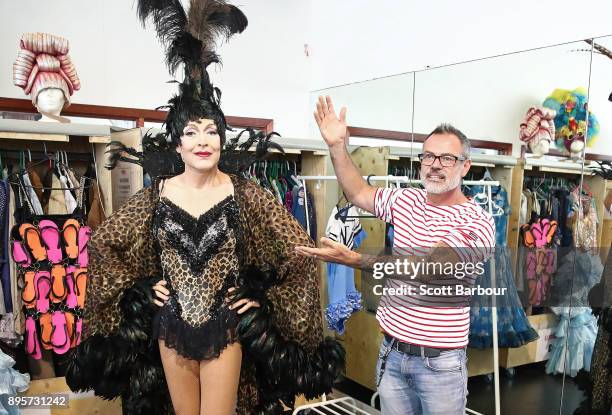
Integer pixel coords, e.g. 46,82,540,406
467,186,538,348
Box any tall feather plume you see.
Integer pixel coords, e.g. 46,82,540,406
136,0,247,95
120,0,283,179
187,0,248,58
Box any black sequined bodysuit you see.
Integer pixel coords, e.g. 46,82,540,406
151,189,242,360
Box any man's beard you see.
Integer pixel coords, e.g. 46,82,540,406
422,169,462,194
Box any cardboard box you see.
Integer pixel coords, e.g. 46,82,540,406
499,313,559,368
467,347,495,377
109,128,144,211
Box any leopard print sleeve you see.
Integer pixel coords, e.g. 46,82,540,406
83,187,160,337
238,178,324,354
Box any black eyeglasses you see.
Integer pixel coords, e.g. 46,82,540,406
418,153,467,167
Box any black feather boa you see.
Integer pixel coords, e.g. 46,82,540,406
230,265,346,411
66,267,345,414
66,276,172,415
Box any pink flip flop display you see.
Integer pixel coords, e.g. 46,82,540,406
10,218,91,359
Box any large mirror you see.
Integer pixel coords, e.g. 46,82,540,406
309,36,609,414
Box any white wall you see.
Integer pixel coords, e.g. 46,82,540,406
310,33,612,157
309,0,612,90
0,0,311,138
2,1,612,155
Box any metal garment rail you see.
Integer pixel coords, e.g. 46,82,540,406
293,396,378,414
296,175,501,415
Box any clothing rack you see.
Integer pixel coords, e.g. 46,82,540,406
293,396,376,414
297,174,502,415
0,150,93,163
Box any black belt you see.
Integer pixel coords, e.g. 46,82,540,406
384,334,459,358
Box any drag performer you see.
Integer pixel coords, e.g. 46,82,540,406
65,1,344,414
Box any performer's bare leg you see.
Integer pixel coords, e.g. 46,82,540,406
159,339,200,415
199,342,242,414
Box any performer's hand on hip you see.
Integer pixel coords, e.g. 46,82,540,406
314,95,348,150
152,279,170,307
227,287,260,314
295,237,361,267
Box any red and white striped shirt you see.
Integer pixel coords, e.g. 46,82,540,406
374,187,495,348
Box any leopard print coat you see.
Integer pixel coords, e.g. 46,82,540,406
82,173,327,413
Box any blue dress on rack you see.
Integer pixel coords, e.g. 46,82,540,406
468,186,539,349
325,229,366,334
546,307,598,377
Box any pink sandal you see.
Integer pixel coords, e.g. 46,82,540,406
39,220,63,264
72,317,83,347
35,271,51,313
65,267,78,309
51,311,71,354
77,226,91,267
25,315,41,359
525,251,537,279
530,222,547,248
74,268,87,309
11,240,31,268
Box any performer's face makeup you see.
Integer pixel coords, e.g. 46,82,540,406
177,118,221,171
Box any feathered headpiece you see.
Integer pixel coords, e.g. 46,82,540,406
542,87,600,158
107,0,282,177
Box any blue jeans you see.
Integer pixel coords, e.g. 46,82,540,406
376,337,468,415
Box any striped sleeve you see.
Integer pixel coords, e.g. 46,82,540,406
374,187,402,224
439,213,496,265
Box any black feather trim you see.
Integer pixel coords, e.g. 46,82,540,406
219,129,285,174
66,276,172,415
104,124,285,180
104,141,144,170
230,265,346,410
67,265,345,414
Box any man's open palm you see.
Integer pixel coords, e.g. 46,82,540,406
314,95,348,149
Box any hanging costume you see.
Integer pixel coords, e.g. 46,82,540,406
574,163,612,414
65,1,344,414
546,187,602,377
151,179,241,360
467,185,539,349
324,205,365,335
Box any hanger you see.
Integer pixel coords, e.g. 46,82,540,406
8,148,91,191
334,175,376,220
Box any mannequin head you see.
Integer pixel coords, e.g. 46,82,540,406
570,138,585,158
12,32,80,122
35,88,66,119
520,107,556,157
530,138,550,157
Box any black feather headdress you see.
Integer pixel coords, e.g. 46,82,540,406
107,0,281,178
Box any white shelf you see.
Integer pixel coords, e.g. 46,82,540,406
0,131,68,142
0,119,111,138
524,157,597,175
